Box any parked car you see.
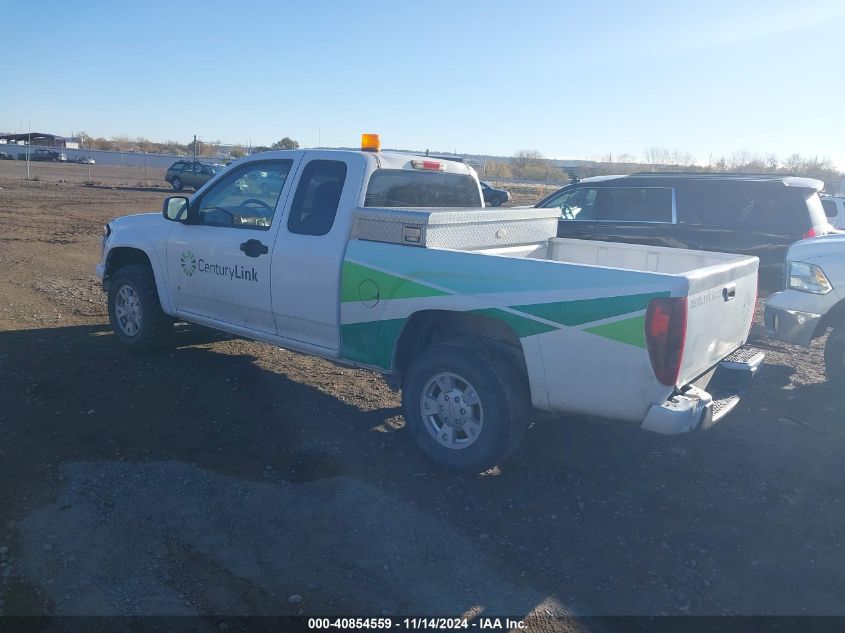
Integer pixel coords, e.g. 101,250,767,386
765,234,845,382
75,156,96,165
536,173,833,292
0,151,14,160
480,181,510,206
820,195,845,229
164,161,226,191
97,143,762,471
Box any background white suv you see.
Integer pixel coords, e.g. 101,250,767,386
821,195,845,229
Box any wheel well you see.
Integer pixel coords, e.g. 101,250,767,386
394,310,528,380
106,247,152,279
816,299,845,338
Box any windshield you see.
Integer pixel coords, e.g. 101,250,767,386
364,169,482,207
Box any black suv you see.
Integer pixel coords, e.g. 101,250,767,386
536,173,832,292
165,161,226,191
480,181,510,206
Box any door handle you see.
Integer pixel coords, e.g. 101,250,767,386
240,239,268,258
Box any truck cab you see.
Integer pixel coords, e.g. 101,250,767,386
127,148,482,347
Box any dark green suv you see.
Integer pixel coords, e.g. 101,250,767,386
165,161,226,191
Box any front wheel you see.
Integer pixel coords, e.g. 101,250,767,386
824,323,845,384
401,340,529,472
108,265,173,352
171,176,183,191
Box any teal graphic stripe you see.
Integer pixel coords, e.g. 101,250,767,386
513,291,669,327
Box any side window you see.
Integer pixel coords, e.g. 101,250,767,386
288,160,347,236
201,164,214,176
171,162,185,172
822,199,838,218
193,160,293,230
541,187,597,220
595,187,673,223
678,182,805,232
676,183,743,226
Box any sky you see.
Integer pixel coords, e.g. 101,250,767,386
2,0,844,168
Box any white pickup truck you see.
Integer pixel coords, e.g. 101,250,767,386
97,139,764,471
765,234,845,383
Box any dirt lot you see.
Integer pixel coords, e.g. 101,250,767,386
1,161,844,624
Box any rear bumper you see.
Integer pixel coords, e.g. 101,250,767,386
640,346,764,435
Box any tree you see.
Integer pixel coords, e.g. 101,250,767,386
643,146,693,168
512,149,544,172
271,137,300,150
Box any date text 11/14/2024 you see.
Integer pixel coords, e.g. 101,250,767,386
307,617,527,630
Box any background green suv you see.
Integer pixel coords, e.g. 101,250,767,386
165,161,226,191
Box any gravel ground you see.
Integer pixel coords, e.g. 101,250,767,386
1,161,844,624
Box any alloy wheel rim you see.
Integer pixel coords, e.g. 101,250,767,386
114,285,142,337
420,372,484,450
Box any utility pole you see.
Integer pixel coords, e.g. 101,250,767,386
193,134,197,161
26,122,31,180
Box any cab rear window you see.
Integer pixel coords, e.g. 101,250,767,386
364,170,481,207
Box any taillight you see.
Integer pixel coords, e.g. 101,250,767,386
644,297,687,386
803,227,817,239
411,160,445,171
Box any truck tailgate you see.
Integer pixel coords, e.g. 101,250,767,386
679,256,758,386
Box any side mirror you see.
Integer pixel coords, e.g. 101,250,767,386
163,196,189,222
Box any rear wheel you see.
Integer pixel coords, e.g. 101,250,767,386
402,340,529,472
171,176,183,191
108,264,172,352
824,323,845,384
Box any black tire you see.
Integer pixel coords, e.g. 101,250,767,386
107,264,172,352
171,176,183,191
401,339,529,472
824,323,845,384
492,197,503,207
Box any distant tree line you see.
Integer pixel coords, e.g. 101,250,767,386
74,133,299,161
482,146,842,191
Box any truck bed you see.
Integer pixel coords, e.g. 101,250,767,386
348,206,758,411
478,238,752,286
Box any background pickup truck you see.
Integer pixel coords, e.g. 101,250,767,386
765,234,845,383
97,145,764,471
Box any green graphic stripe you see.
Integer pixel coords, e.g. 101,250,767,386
340,318,406,369
471,308,558,338
340,310,650,369
341,261,449,304
584,315,647,348
513,291,669,327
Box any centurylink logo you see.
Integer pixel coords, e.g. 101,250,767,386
181,251,197,277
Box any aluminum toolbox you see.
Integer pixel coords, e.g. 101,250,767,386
351,206,560,250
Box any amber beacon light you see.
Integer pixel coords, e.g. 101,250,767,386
361,133,381,152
